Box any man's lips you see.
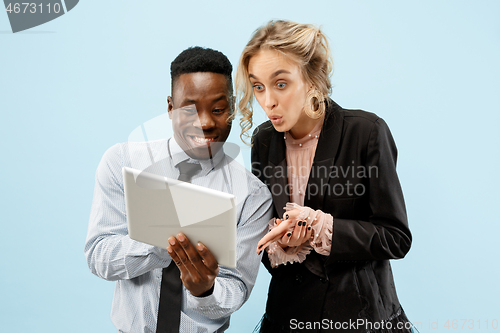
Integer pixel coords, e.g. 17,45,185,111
187,135,219,146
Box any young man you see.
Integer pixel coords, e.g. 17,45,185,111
85,47,273,333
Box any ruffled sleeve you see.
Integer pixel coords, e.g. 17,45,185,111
266,203,333,267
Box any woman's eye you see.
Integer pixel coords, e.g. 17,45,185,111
253,84,264,91
277,82,287,89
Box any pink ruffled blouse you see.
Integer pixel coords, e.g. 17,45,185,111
285,117,323,206
266,117,334,268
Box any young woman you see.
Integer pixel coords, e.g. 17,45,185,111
236,20,414,333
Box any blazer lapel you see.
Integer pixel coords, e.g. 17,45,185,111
268,129,289,218
304,100,344,210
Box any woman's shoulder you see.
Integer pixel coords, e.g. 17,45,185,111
342,108,380,123
325,101,393,139
328,100,381,126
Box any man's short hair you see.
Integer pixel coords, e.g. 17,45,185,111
170,46,233,104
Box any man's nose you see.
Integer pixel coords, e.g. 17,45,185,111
192,110,215,130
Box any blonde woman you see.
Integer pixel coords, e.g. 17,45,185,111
236,20,414,333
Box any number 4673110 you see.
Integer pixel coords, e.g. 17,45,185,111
5,3,62,14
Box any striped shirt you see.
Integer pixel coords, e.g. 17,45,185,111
85,138,273,333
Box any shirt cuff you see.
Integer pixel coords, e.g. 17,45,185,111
266,239,312,268
185,279,221,311
285,202,333,255
264,203,333,267
150,244,171,261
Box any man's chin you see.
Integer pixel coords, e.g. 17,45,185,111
184,142,224,160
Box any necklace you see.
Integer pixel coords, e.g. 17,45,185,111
284,132,319,147
284,115,324,148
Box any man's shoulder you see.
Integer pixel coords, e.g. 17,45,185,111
121,139,170,154
223,155,270,196
102,139,169,156
102,139,170,167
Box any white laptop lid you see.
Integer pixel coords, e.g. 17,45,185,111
123,166,237,268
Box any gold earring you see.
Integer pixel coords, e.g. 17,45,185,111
304,89,325,119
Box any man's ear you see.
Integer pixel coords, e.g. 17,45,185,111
231,95,236,115
167,96,173,119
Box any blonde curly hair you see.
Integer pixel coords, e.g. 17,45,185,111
235,20,333,143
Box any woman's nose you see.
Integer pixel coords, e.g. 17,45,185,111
264,90,277,111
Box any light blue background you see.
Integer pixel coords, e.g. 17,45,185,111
1,1,499,332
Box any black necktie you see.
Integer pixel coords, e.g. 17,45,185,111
176,161,202,183
156,161,201,333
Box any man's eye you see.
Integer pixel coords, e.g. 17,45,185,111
277,82,287,89
180,106,197,114
213,108,226,114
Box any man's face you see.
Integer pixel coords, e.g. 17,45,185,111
168,72,232,160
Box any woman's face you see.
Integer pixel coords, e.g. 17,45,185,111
248,49,310,134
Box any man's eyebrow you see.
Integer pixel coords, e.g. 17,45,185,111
249,69,291,80
180,95,228,104
212,95,228,103
180,99,197,105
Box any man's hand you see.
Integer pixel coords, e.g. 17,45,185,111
167,233,219,297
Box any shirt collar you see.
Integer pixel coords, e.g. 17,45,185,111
169,137,226,175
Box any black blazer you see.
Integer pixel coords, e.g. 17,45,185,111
251,100,412,332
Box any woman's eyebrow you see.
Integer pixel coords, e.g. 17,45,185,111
249,69,292,80
269,69,291,79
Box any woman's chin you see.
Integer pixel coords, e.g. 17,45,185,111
271,122,290,133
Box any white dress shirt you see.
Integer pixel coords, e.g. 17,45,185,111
85,138,273,332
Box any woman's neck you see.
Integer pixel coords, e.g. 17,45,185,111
288,114,324,140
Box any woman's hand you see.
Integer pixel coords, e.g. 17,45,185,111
256,218,292,254
256,208,313,254
279,219,313,248
278,208,313,248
